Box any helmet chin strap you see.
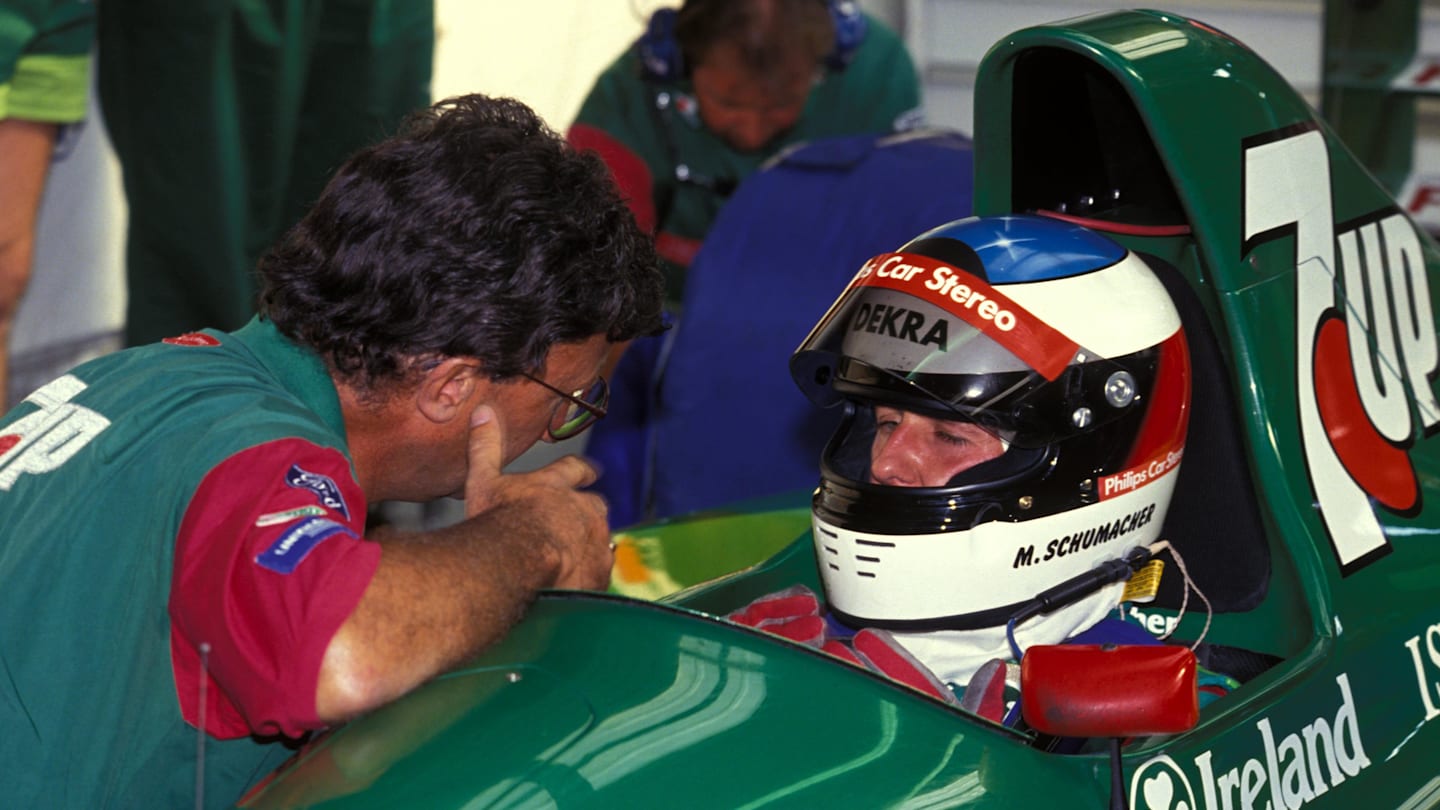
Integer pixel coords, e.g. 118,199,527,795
1146,539,1213,648
1004,545,1155,659
886,546,1155,686
889,587,1121,687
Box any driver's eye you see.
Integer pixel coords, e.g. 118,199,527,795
936,431,972,447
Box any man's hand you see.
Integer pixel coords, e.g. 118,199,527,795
462,404,613,590
317,405,616,723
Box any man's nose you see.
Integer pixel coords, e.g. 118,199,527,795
726,114,775,151
871,428,925,487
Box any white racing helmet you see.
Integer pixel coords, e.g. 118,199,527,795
790,214,1190,635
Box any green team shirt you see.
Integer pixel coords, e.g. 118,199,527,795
0,0,93,122
568,12,922,308
0,317,380,807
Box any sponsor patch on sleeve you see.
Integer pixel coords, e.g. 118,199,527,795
256,517,357,575
255,504,328,527
284,464,350,519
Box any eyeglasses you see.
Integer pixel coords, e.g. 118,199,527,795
520,372,609,441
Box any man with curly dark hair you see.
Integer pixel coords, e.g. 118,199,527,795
0,93,665,807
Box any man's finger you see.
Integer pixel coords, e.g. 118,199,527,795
465,405,504,513
525,454,601,490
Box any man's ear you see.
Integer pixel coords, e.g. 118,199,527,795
415,358,486,424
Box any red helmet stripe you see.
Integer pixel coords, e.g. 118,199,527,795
1098,328,1191,500
852,252,1081,380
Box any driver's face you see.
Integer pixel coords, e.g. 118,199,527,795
868,406,1007,488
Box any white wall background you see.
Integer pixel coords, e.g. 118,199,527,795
431,0,651,130
14,1,1436,404
906,0,1329,134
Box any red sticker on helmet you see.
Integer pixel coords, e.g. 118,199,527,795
853,253,1080,380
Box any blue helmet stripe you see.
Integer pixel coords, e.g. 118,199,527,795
907,215,1128,283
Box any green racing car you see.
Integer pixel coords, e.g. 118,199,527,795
240,9,1440,809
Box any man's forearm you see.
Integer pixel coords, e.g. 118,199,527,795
314,503,562,723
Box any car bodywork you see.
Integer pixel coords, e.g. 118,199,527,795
241,10,1440,809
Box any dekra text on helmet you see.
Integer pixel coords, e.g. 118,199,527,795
850,302,949,350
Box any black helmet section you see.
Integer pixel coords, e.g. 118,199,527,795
813,401,1054,536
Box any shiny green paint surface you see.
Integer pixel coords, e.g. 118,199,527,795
972,10,1440,807
244,595,1108,809
246,11,1440,808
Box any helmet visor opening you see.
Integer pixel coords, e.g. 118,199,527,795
824,400,1049,492
820,348,1153,451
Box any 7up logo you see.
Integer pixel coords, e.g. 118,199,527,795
0,375,110,491
1244,126,1439,573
